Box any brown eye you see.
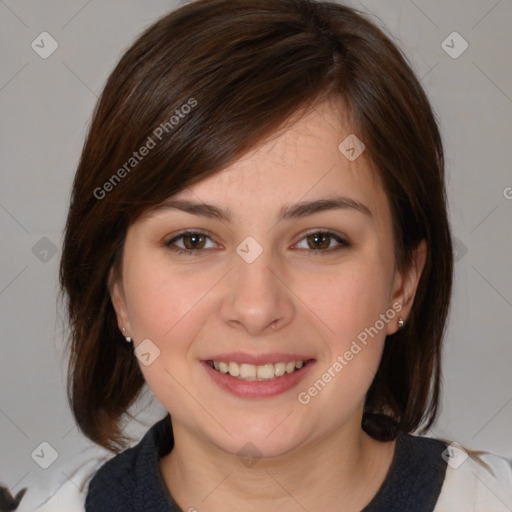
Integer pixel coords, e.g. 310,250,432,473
295,230,349,254
306,232,331,250
182,233,206,250
164,230,217,255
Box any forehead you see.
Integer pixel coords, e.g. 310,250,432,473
174,101,389,221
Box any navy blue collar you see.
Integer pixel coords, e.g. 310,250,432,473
362,427,448,511
86,414,447,511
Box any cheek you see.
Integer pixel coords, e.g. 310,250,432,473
121,257,217,389
296,263,391,421
121,260,206,411
296,258,393,347
123,256,204,340
296,256,394,413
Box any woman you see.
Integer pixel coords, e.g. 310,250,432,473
58,0,512,510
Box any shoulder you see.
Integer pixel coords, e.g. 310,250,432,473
18,414,172,512
85,413,174,511
15,445,110,512
372,432,512,512
84,431,150,510
16,445,141,512
84,444,139,505
434,441,512,512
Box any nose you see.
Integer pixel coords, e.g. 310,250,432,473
219,246,295,337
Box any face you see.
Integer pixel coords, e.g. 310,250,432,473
111,99,425,458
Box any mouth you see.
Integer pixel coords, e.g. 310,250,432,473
201,352,316,399
202,355,315,399
206,359,309,381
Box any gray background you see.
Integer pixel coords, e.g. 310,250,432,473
1,0,511,502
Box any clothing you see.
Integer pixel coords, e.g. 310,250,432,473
15,444,111,512
80,413,512,512
15,413,512,511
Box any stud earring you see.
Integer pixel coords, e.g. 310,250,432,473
122,326,132,343
398,317,405,329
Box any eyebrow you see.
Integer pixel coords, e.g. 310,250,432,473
151,195,372,223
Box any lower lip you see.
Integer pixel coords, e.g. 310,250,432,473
202,361,315,399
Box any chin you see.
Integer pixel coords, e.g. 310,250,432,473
204,414,311,460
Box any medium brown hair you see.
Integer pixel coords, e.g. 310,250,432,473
60,0,453,452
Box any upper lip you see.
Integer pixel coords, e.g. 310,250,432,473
202,352,314,365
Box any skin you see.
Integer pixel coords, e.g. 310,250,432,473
110,99,427,511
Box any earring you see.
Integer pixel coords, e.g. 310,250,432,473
122,326,132,343
398,317,405,329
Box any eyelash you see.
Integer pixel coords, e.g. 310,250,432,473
164,229,349,256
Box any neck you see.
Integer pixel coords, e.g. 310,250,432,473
159,418,396,512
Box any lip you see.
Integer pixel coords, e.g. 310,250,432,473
201,356,316,399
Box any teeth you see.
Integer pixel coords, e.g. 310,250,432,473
274,362,286,376
240,363,257,379
257,364,274,379
228,362,240,377
285,361,295,373
210,360,306,380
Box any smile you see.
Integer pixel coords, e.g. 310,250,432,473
206,360,306,381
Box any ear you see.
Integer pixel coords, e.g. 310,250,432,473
108,266,132,335
386,239,427,335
